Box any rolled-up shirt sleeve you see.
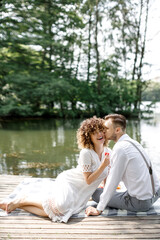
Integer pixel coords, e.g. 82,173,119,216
97,147,128,212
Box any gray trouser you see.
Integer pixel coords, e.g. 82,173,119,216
92,188,160,212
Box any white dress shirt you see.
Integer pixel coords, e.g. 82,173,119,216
97,134,160,212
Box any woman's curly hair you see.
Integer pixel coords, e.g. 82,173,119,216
77,116,108,149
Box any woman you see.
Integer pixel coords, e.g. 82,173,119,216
0,117,111,223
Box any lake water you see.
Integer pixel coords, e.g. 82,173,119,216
0,102,160,178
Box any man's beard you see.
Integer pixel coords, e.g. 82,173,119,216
108,133,117,142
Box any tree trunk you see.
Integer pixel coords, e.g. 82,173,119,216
132,0,143,82
87,10,92,83
47,0,53,72
135,0,149,110
41,47,47,69
95,0,101,94
75,35,82,79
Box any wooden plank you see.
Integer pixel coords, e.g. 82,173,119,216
0,215,160,225
0,221,160,228
0,175,160,240
1,227,160,234
0,233,160,240
0,233,160,239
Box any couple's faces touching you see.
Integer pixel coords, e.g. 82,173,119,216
104,118,125,142
90,118,116,146
90,117,123,146
104,118,116,141
104,118,120,142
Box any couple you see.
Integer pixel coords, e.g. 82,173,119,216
0,114,160,223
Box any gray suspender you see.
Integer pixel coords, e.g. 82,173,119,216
124,140,156,197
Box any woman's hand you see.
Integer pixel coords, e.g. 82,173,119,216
102,152,110,167
83,153,110,185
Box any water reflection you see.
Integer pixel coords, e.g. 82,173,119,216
0,108,160,177
0,119,81,177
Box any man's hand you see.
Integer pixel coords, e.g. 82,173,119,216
85,206,102,216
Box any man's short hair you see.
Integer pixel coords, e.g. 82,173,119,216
104,114,126,131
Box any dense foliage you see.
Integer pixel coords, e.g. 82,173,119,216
0,0,151,118
142,81,160,101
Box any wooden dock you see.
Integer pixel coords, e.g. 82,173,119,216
0,175,160,240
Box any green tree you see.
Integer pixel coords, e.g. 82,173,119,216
0,0,84,117
0,0,152,118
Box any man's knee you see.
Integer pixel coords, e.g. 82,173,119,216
92,188,103,203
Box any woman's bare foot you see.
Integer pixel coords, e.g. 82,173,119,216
6,199,22,213
5,195,28,213
0,200,19,213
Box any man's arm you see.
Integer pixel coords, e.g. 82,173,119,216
97,148,127,211
86,148,128,215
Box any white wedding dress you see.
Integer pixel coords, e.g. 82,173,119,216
42,147,111,223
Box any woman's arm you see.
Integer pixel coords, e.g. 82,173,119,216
103,177,107,186
83,154,110,185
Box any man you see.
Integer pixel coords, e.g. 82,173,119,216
86,114,160,216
